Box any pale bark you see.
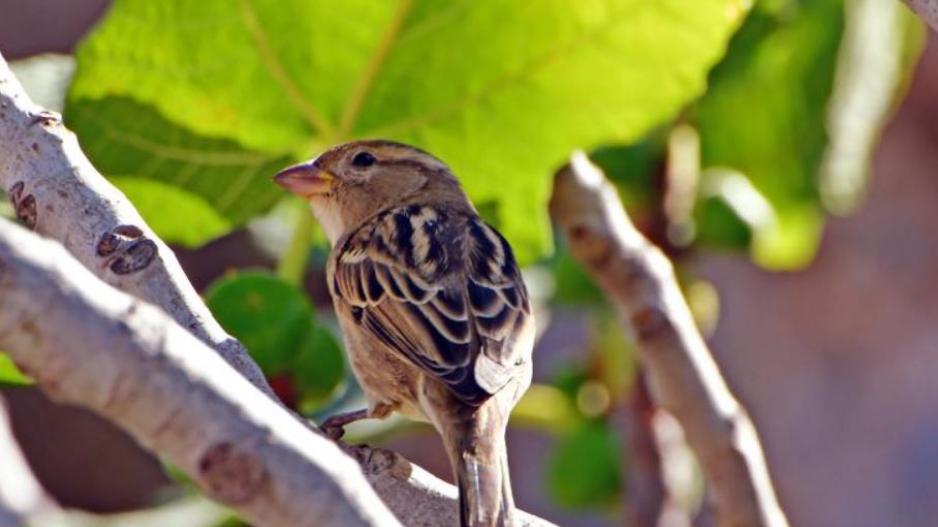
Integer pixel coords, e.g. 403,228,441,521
0,52,270,396
0,219,401,527
550,153,788,527
0,52,552,527
903,0,938,31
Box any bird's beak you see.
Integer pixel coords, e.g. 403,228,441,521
273,162,336,197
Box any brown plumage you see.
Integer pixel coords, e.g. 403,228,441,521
274,140,534,527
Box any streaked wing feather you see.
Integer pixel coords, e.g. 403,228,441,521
332,206,530,404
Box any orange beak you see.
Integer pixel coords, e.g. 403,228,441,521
273,162,336,197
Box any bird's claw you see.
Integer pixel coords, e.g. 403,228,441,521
320,417,348,441
319,408,369,442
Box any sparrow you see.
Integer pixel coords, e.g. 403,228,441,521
274,140,534,527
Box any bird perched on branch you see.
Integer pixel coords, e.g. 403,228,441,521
274,140,534,527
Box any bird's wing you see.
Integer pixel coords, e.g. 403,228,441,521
330,204,531,404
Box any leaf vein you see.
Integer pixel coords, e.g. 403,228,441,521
90,115,276,167
363,8,634,138
239,0,334,138
336,0,415,138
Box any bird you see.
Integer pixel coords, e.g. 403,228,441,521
274,140,534,527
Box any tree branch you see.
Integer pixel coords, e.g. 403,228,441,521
550,153,789,527
0,218,402,527
903,0,938,31
0,52,552,527
0,52,272,396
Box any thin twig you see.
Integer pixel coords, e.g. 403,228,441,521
550,153,788,527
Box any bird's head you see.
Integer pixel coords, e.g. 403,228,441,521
274,140,467,244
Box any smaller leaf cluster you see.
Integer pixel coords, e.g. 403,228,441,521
205,271,344,413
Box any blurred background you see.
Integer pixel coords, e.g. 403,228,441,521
1,1,937,526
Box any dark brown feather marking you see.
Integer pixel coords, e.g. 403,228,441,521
468,281,500,315
365,267,383,303
332,206,531,405
393,212,414,265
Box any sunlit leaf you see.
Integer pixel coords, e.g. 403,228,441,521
66,97,291,227
0,190,12,220
205,272,313,376
68,0,749,263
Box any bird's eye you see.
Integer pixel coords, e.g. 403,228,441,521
351,151,376,168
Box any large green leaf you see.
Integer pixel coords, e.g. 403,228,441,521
68,0,749,263
66,97,292,226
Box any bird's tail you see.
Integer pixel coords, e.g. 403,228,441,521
441,401,516,527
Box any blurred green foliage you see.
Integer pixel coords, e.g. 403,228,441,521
697,0,846,268
204,271,345,408
588,0,922,269
550,247,605,306
293,325,346,411
695,0,922,268
547,421,623,508
205,272,314,375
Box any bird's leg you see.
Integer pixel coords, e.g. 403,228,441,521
320,408,370,441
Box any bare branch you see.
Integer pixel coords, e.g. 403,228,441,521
0,52,271,396
903,0,938,31
0,54,553,527
550,153,788,527
0,218,402,527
